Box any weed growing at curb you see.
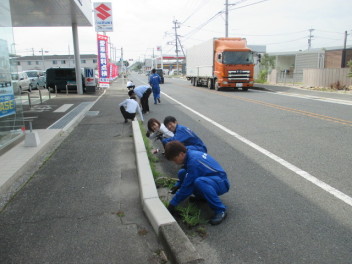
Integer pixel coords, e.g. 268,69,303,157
139,122,207,233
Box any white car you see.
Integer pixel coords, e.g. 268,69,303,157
25,70,45,90
11,72,31,93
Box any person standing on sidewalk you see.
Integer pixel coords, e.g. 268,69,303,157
149,69,161,104
130,85,152,114
119,95,144,123
165,141,230,225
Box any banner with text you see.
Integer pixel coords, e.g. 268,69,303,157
97,34,110,88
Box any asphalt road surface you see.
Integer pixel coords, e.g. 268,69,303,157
131,73,352,264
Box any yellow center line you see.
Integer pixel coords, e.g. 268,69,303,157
188,85,352,126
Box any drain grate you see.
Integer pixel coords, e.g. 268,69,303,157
48,102,92,129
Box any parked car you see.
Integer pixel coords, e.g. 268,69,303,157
11,72,31,93
46,68,85,93
25,70,45,90
155,68,164,84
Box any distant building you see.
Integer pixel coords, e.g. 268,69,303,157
14,54,98,71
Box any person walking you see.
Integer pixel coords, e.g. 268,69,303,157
165,141,230,225
149,69,161,104
119,95,144,123
130,85,152,114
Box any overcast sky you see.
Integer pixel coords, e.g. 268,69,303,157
12,0,352,62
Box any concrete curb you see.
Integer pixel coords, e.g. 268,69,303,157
132,121,204,264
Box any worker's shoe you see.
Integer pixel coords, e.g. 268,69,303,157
124,119,128,123
157,98,161,103
209,211,227,225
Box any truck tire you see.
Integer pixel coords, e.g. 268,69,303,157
195,78,200,87
242,87,248,91
192,78,196,86
214,80,220,91
207,79,214,89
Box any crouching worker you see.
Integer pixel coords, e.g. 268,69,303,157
165,141,230,225
119,95,144,123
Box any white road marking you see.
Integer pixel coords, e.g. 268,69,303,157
162,91,352,207
54,104,74,112
258,90,352,106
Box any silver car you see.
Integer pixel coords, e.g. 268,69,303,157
25,70,45,90
11,72,31,93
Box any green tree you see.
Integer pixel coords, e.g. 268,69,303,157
257,54,275,83
348,60,352,77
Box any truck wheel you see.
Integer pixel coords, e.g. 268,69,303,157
192,78,196,86
215,80,220,91
207,79,213,89
242,87,248,91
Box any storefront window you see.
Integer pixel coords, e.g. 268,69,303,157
0,0,25,152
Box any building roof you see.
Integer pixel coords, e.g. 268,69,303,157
15,54,97,61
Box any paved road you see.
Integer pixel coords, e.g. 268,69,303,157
131,73,352,264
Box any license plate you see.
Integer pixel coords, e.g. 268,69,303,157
236,83,243,87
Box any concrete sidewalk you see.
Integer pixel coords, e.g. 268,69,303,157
0,80,168,263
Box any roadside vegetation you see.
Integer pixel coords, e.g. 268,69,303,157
256,53,275,83
138,121,207,230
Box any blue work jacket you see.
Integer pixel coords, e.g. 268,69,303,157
149,73,161,87
170,150,228,206
162,124,207,153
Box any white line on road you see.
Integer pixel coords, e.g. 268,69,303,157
162,91,352,207
54,104,74,113
258,90,352,106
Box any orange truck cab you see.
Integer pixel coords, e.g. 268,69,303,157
186,38,255,91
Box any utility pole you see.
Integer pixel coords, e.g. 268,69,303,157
225,0,229,37
173,20,180,73
308,28,315,50
341,30,348,68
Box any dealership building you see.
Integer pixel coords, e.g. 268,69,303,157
0,0,93,153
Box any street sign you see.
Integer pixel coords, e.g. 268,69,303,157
84,68,96,86
94,2,113,32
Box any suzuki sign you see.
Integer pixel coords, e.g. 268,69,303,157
94,2,113,32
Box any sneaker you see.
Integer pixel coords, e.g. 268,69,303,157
157,98,161,103
209,211,227,225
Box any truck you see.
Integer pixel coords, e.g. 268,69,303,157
186,38,256,91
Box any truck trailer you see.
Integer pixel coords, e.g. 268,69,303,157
186,38,255,91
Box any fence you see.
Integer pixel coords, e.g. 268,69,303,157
268,68,352,88
267,69,303,86
303,68,352,88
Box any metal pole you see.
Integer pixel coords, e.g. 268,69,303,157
38,88,42,104
41,48,45,71
72,22,83,94
341,30,348,68
174,20,179,74
161,47,163,71
225,0,228,37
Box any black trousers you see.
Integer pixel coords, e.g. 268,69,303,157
120,106,136,121
141,88,152,113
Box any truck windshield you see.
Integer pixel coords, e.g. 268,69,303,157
223,51,253,65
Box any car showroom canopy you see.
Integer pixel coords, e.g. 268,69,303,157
9,0,93,27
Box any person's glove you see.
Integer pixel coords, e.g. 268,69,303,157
170,185,180,194
146,131,150,138
155,132,163,140
167,204,177,216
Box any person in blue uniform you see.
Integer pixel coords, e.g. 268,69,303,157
161,116,207,153
149,69,161,104
130,85,152,114
165,141,230,225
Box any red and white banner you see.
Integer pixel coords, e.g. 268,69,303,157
97,34,110,88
